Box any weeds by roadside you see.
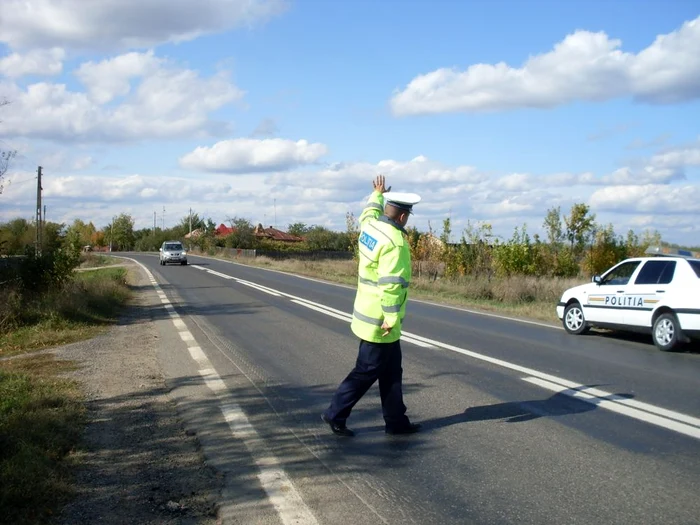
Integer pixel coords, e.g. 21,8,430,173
0,354,86,525
0,267,132,357
78,253,119,269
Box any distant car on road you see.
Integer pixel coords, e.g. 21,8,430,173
159,241,188,266
556,247,700,351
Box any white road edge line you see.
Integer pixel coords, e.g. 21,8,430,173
196,261,700,440
523,377,700,440
116,256,320,525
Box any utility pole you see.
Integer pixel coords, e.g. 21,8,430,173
153,211,156,233
35,166,42,254
162,206,165,230
189,207,192,235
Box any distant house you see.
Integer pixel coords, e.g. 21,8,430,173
253,224,304,242
184,228,204,239
215,223,235,237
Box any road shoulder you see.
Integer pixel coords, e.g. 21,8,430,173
53,259,221,524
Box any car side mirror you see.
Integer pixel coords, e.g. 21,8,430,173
159,248,162,252
592,275,601,284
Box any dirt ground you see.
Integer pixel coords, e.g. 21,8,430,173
52,261,222,524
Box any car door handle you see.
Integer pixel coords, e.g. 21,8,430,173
656,290,665,293
617,290,624,293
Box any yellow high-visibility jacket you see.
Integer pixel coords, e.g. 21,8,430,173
350,190,412,343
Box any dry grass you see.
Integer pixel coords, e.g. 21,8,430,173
201,252,587,324
0,354,86,525
0,268,132,357
78,253,120,268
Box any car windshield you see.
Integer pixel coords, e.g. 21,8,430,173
688,260,700,278
164,243,182,251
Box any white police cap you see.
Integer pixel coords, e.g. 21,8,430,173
383,192,421,214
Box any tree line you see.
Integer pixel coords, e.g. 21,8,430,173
1,203,697,279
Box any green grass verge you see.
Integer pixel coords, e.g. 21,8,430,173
0,354,85,525
0,267,132,523
78,253,120,268
0,267,132,357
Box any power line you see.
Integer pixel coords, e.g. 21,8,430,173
6,175,37,186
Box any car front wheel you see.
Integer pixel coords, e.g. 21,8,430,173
563,302,590,335
652,313,682,352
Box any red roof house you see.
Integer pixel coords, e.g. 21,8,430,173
253,224,304,242
215,223,235,237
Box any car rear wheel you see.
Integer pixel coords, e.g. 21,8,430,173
652,313,682,352
563,302,590,335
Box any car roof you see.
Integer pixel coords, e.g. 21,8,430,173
621,256,699,264
644,246,699,260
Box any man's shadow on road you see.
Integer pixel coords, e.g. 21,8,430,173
419,389,634,430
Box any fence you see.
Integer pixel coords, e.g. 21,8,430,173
256,250,354,261
189,247,354,261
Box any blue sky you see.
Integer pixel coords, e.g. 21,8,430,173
1,0,699,245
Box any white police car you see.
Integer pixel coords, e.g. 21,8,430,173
556,247,700,351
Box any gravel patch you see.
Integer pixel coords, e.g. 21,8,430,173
51,260,222,524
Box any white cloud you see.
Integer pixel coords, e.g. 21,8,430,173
649,140,700,169
75,50,161,104
0,48,65,77
72,156,94,170
390,16,700,115
0,0,287,52
600,166,683,185
4,148,700,244
589,184,700,214
0,51,244,141
179,138,328,173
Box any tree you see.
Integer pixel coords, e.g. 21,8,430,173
225,217,256,249
0,99,17,195
179,211,205,236
345,212,359,257
64,219,97,254
564,203,596,256
543,206,564,246
0,218,33,255
287,222,310,237
108,213,135,251
440,217,452,245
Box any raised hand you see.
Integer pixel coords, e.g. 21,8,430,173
373,174,391,194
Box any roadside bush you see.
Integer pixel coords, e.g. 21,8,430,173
18,248,80,293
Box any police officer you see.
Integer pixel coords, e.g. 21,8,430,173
321,175,422,437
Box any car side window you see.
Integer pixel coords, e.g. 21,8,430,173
689,260,700,278
601,261,640,286
634,260,676,285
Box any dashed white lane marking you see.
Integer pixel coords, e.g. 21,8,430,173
194,263,700,441
179,331,195,342
121,257,320,525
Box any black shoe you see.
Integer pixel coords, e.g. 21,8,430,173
385,423,422,435
321,413,355,437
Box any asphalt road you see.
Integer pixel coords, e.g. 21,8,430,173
127,252,700,525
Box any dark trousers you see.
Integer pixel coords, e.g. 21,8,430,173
324,339,410,429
